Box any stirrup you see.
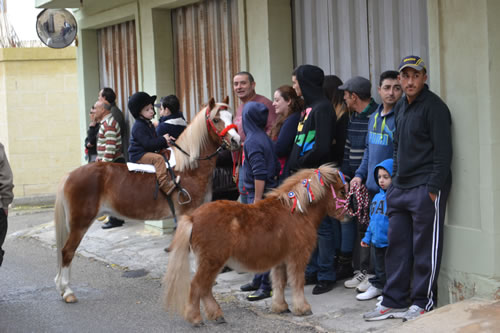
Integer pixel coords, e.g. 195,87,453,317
177,188,191,205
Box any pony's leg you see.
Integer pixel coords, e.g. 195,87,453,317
287,259,312,316
198,261,226,323
57,223,91,303
55,266,75,303
185,258,224,326
270,263,289,314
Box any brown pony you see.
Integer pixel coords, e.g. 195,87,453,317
162,164,347,326
54,98,241,303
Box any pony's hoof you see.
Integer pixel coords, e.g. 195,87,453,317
294,309,312,316
64,294,78,303
215,316,226,324
192,321,205,327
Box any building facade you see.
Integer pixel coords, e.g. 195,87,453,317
35,0,500,305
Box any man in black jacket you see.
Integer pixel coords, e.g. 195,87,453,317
364,56,452,322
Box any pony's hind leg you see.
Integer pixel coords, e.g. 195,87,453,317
57,218,94,303
187,259,225,325
286,259,312,316
270,263,289,314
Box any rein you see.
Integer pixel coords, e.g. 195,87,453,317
170,104,237,160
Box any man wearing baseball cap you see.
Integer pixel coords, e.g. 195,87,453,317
364,56,452,321
338,75,378,287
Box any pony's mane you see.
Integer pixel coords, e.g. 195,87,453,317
174,102,229,171
267,164,340,213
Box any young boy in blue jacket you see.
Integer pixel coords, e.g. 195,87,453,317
356,158,393,301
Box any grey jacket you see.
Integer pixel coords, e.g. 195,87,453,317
0,143,14,209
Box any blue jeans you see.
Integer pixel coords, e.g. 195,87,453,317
332,217,356,253
368,246,387,289
305,216,338,282
238,166,248,204
252,272,271,292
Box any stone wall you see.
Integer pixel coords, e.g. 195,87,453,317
0,47,80,200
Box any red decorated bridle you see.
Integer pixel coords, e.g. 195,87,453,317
205,104,238,148
170,103,237,160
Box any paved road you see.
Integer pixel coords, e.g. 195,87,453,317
0,209,320,333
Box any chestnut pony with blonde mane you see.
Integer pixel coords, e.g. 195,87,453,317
54,98,240,303
162,164,347,326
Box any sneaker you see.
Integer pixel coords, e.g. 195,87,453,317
363,305,408,321
356,274,375,292
356,285,382,301
344,270,366,288
312,280,336,295
402,305,426,322
246,289,272,301
101,220,124,229
376,295,383,306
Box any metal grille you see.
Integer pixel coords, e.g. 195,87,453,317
172,0,239,121
97,20,138,118
293,0,428,98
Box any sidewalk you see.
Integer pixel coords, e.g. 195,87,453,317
12,210,499,332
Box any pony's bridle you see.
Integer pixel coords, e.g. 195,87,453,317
169,104,238,160
205,104,238,149
330,171,348,210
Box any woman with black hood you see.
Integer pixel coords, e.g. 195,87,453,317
288,64,338,295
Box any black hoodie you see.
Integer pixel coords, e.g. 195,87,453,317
288,65,336,171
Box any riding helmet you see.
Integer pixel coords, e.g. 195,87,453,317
128,92,157,119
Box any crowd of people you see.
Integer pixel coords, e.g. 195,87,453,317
80,54,452,322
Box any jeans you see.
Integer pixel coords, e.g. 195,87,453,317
252,272,272,292
368,246,387,289
238,165,248,204
305,216,338,282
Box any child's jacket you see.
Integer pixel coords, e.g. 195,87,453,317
362,158,393,248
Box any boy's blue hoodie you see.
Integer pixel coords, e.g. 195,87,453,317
242,102,280,193
362,158,393,248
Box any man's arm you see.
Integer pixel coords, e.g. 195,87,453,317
253,179,265,203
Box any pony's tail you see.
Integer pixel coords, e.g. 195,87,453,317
162,215,193,318
54,176,69,272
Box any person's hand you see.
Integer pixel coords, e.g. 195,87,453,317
152,119,159,128
351,176,362,187
360,241,369,248
429,192,437,202
163,134,176,145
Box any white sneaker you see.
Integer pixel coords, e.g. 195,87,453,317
376,295,383,306
356,285,382,301
356,274,374,292
344,270,366,288
363,304,408,321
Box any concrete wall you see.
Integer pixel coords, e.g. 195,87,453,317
0,47,80,199
428,0,500,304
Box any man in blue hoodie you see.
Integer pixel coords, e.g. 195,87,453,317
288,64,337,295
239,101,281,301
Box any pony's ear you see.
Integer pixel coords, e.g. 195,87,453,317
223,96,229,104
208,97,216,110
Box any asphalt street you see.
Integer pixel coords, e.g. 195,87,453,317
0,209,321,333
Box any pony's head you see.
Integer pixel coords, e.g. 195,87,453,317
174,97,240,171
268,164,347,219
205,97,241,151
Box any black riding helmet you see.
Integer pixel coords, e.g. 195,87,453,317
128,92,157,119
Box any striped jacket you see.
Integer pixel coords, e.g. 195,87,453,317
97,113,123,162
341,99,378,179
